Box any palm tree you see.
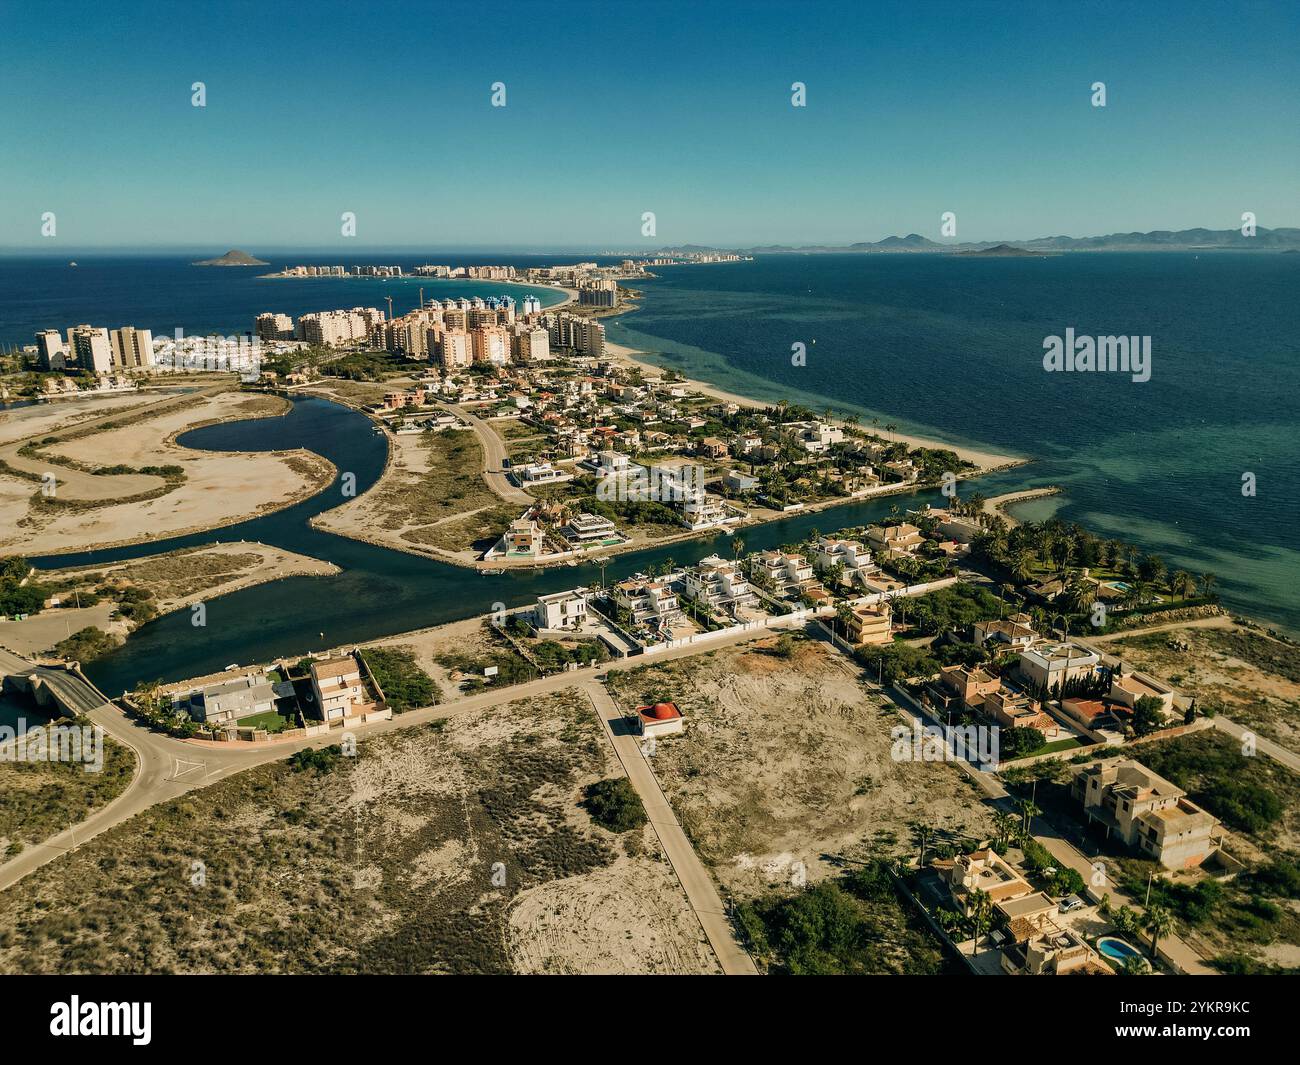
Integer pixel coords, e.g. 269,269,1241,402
835,602,855,642
1017,796,1041,836
1143,903,1174,960
1198,572,1218,600
910,821,933,867
1169,570,1196,600
991,811,1018,852
1010,548,1035,584
1051,536,1076,577
1121,955,1148,976
730,536,744,561
969,888,994,951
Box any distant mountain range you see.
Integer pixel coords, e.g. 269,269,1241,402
658,226,1300,256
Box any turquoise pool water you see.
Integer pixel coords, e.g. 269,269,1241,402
1097,936,1142,961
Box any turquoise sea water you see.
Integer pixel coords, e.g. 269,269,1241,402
607,252,1300,633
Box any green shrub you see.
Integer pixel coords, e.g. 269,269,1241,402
360,645,439,712
581,778,647,832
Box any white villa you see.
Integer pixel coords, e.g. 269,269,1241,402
683,554,756,612
533,589,589,631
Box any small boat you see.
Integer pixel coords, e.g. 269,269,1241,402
482,567,504,575
224,663,239,671
69,261,78,267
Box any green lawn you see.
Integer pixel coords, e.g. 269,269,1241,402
237,709,296,733
1005,737,1083,761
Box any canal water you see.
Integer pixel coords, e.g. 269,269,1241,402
31,395,960,694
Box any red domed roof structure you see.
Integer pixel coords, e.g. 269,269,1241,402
638,701,682,721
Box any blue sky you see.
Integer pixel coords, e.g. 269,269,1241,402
2,0,1297,249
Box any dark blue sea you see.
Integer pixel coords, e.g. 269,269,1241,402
608,252,1300,632
2,250,1298,641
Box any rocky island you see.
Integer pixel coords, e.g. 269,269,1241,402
191,249,269,267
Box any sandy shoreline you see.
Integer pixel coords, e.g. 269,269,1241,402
0,388,337,557
983,486,1062,527
2,542,339,659
602,339,1023,474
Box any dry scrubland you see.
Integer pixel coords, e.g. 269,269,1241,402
604,634,994,893
0,543,337,658
1106,622,1300,747
305,376,420,410
0,689,717,975
365,617,567,699
312,428,508,559
0,390,334,553
0,394,154,448
0,735,135,858
55,542,339,615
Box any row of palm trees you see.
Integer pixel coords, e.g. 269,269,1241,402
973,518,1219,610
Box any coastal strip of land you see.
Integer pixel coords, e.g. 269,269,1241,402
981,486,1062,527
603,339,1023,475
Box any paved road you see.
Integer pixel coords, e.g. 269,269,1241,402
584,682,757,975
863,645,1216,975
1087,615,1234,642
0,619,801,892
1212,716,1300,774
437,402,533,506
1075,627,1300,776
0,648,117,716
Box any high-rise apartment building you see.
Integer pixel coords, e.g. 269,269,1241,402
68,324,114,373
512,326,550,362
255,312,295,341
296,307,384,347
439,331,472,368
110,326,154,369
35,329,68,370
471,324,510,365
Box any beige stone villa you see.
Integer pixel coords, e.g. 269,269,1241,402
1071,759,1221,869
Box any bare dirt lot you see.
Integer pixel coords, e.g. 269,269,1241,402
0,389,334,554
0,689,717,974
1106,621,1300,747
312,428,501,562
604,633,994,897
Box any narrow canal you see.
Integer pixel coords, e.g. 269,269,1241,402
32,396,1004,694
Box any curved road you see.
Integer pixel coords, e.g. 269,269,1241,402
437,401,533,506
0,617,799,963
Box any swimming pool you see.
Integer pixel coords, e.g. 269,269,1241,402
1097,936,1143,962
